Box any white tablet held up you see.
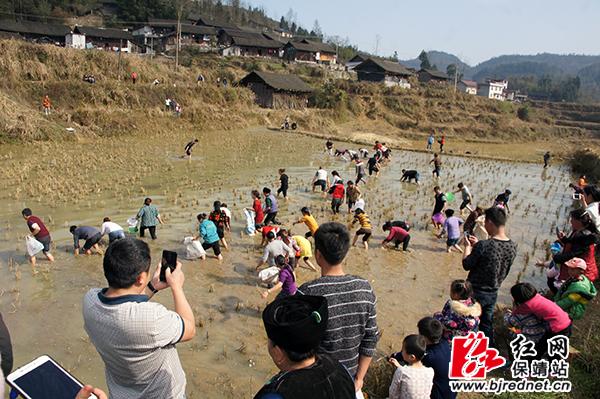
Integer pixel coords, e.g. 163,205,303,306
7,355,97,399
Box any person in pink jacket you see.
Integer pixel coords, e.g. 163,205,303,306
510,282,572,357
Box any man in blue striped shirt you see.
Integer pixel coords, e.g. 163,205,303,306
297,222,379,397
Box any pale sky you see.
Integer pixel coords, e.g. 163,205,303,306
246,0,600,65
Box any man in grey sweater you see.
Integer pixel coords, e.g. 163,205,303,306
297,222,379,397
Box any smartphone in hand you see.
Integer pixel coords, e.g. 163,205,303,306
160,250,177,282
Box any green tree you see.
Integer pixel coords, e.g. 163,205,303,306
446,63,457,79
392,51,398,61
279,16,288,30
418,50,431,70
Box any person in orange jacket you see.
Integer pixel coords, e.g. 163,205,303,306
42,95,51,115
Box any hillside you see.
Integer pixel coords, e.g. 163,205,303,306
2,39,599,165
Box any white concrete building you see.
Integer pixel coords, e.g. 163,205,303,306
458,80,478,95
477,79,509,101
65,30,86,49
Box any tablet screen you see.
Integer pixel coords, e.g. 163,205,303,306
13,359,82,399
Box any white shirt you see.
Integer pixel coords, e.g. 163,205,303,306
586,202,600,231
101,221,124,235
315,169,327,181
352,198,366,211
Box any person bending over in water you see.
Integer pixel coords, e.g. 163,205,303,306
494,189,512,213
183,139,198,159
312,167,329,194
401,169,420,184
70,225,103,255
351,209,372,250
382,224,411,251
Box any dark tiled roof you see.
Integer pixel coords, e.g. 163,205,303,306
286,39,335,54
262,32,287,43
240,71,313,93
0,19,70,37
230,35,282,49
419,68,450,80
73,26,132,41
146,20,216,35
355,58,414,76
222,29,280,49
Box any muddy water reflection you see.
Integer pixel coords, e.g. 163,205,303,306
0,128,572,398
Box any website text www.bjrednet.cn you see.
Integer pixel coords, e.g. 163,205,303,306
450,378,572,393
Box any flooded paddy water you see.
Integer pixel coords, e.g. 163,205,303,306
0,126,574,398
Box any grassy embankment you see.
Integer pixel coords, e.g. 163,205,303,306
1,39,597,158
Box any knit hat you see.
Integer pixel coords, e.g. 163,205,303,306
262,295,328,354
565,257,587,270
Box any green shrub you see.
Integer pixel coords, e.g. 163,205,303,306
310,81,347,110
517,106,530,121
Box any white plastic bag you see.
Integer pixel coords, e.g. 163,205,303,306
184,236,206,260
26,235,44,256
243,209,256,235
258,266,280,286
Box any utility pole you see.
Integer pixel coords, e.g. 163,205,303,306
454,68,458,93
118,39,122,80
374,34,381,56
175,11,181,71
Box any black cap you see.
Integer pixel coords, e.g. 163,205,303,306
262,295,328,353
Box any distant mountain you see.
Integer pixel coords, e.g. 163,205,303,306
470,61,565,82
400,51,470,73
469,53,600,77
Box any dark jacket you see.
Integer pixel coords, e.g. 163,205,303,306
0,313,13,376
253,354,355,399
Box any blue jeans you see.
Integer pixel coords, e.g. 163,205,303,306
473,290,498,344
108,230,125,243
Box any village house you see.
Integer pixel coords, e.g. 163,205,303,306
283,39,337,64
239,71,313,109
477,79,509,101
345,53,369,70
194,16,239,30
418,69,450,84
66,26,134,52
0,19,69,45
458,79,478,95
218,28,281,57
354,58,414,88
133,19,216,53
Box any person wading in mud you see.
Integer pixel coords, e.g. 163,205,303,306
136,197,164,240
183,139,198,159
430,153,442,178
22,208,55,267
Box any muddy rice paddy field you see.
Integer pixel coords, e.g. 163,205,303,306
0,127,574,398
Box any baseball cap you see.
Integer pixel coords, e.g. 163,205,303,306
565,257,587,270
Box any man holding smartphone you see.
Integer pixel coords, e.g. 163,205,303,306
82,238,196,399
